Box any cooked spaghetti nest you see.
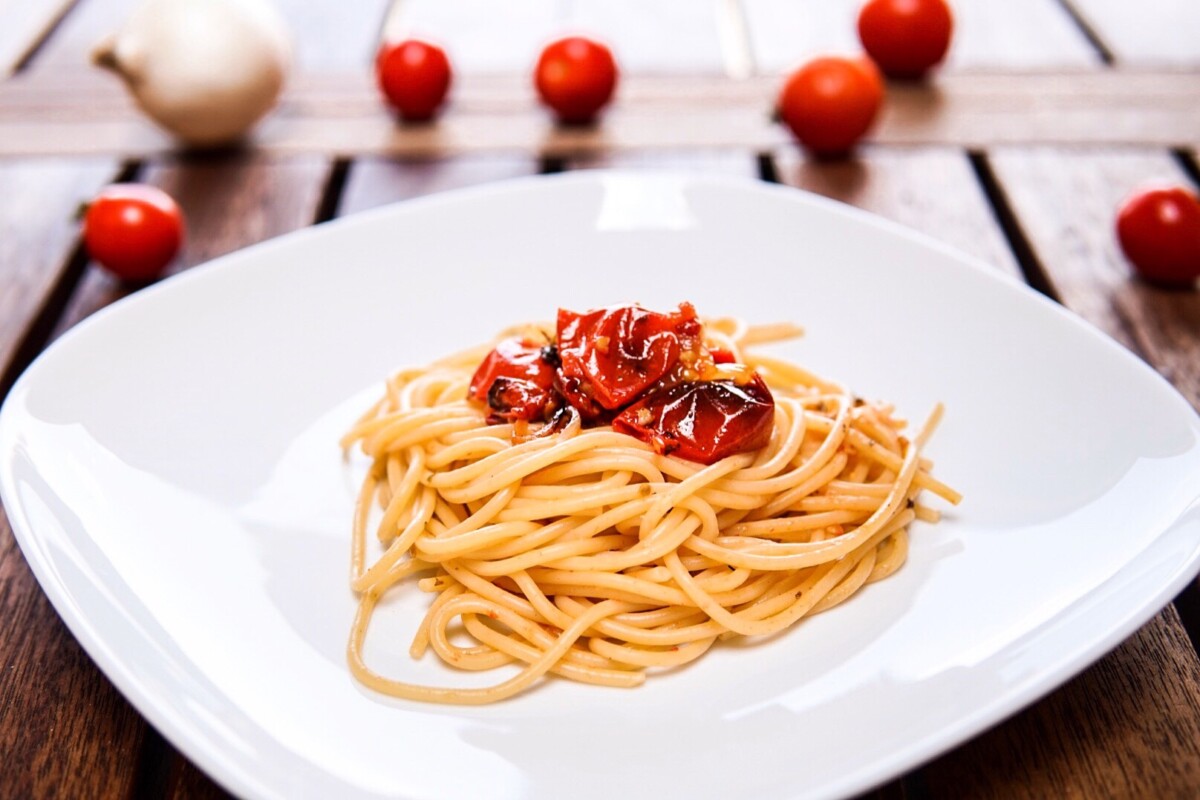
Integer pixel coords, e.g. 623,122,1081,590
343,317,960,705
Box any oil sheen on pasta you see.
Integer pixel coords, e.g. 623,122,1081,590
342,303,960,705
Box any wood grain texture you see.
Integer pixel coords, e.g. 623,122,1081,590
0,0,78,74
920,607,1200,798
743,0,1100,73
987,146,1199,370
38,153,334,800
1069,0,1200,65
53,153,332,337
772,146,1022,278
0,157,116,384
338,154,539,215
0,515,149,800
3,70,1199,157
910,146,1200,799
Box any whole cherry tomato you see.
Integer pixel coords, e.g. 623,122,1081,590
534,37,618,124
858,0,953,80
1116,186,1200,288
375,40,452,121
83,184,184,282
778,56,884,157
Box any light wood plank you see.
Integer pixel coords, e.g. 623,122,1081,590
0,0,77,75
918,142,1200,799
988,146,1198,362
921,608,1200,798
1070,0,1200,65
31,0,391,72
568,0,725,74
773,146,1021,278
2,70,1198,156
744,0,1100,73
338,154,539,215
382,0,560,73
21,0,135,70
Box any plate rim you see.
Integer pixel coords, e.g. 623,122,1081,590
3,169,1200,800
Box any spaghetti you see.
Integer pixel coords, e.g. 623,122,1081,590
343,305,959,705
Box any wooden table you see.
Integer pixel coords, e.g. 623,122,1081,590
2,0,1199,797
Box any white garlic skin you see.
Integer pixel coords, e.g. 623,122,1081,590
93,0,292,147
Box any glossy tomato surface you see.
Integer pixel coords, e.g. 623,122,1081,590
614,375,776,464
858,0,954,79
83,184,184,282
1116,186,1200,287
376,40,452,121
534,37,618,124
469,337,559,421
778,57,884,157
555,303,699,417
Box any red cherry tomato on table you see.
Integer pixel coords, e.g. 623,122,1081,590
1116,186,1200,288
858,0,954,80
375,40,452,121
778,56,884,158
83,184,184,282
534,37,618,124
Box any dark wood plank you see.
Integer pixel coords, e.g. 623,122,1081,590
35,153,334,800
743,0,1099,74
0,154,144,799
0,157,115,381
921,607,1200,798
773,146,1022,279
0,0,77,75
338,154,539,215
988,147,1198,365
3,70,1199,157
0,516,150,800
1068,0,1200,65
915,147,1200,798
568,0,725,74
52,154,332,337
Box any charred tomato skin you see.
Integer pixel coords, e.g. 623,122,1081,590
468,337,559,421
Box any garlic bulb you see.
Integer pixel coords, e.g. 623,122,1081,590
92,0,291,147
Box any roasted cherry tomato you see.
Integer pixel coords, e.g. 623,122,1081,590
468,337,559,421
614,374,775,464
534,36,618,124
555,303,699,418
83,183,184,282
858,0,954,80
1116,186,1200,288
375,39,452,121
778,56,884,157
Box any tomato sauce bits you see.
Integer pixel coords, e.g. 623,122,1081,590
467,303,776,464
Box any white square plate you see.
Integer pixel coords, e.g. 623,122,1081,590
3,172,1199,799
